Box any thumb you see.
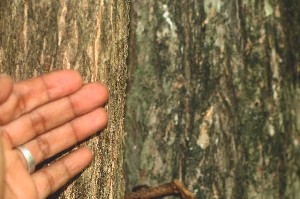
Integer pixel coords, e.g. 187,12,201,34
0,131,5,199
0,74,13,104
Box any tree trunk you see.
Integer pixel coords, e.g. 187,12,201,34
0,0,129,198
125,0,299,198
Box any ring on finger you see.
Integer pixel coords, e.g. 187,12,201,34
16,145,36,174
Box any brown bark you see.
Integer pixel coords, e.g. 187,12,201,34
125,0,300,198
0,0,129,198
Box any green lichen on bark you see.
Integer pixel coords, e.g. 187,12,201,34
125,0,299,198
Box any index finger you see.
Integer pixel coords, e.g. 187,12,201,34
0,70,83,125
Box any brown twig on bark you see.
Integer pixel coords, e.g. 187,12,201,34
125,179,195,199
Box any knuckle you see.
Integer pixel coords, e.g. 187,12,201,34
36,136,51,161
30,109,47,136
41,170,56,193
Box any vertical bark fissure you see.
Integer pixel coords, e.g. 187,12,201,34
0,0,129,198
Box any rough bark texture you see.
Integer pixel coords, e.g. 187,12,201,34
125,0,300,198
0,0,129,198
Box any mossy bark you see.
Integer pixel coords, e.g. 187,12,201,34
125,0,300,198
0,0,129,198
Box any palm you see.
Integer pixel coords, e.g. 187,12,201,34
3,142,37,198
0,70,108,199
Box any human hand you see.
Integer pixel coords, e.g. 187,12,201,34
0,70,108,199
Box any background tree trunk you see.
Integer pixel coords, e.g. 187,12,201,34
125,0,299,198
0,0,129,198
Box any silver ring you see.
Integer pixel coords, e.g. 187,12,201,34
16,146,35,174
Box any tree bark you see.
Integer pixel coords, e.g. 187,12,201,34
0,0,129,198
125,0,300,198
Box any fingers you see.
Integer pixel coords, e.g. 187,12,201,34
0,70,83,125
23,108,107,165
0,70,108,199
0,75,13,104
32,147,93,199
3,82,108,147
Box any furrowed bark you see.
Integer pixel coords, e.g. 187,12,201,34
0,0,129,198
125,0,300,198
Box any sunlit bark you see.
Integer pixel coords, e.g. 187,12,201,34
0,0,129,198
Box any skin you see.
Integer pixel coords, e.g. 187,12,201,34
0,70,108,199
